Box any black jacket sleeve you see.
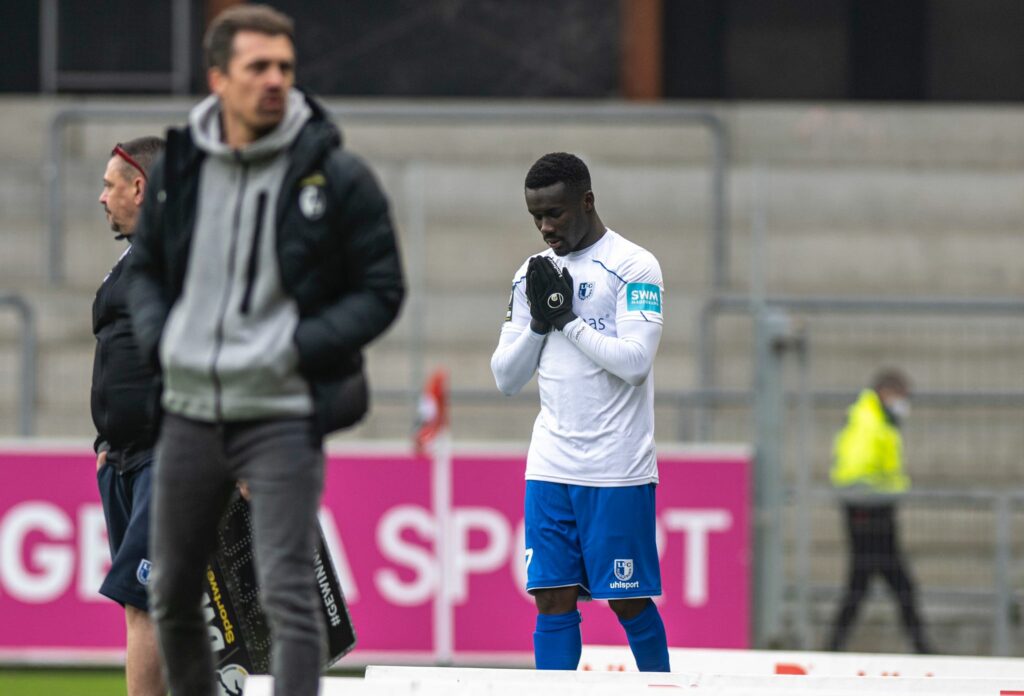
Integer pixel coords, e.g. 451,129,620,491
125,152,171,369
293,152,405,374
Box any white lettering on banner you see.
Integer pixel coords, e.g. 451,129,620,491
369,506,732,608
375,505,437,606
318,509,359,602
0,502,74,602
77,505,110,602
450,508,511,603
661,509,732,607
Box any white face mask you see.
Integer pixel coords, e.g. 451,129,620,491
887,397,911,420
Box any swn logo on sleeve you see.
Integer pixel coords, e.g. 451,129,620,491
626,283,662,313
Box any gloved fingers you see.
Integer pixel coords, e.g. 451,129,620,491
559,266,574,295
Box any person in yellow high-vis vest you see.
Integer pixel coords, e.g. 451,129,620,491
825,369,933,654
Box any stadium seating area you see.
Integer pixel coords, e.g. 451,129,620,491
1,96,1022,653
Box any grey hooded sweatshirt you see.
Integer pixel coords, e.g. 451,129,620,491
159,89,315,421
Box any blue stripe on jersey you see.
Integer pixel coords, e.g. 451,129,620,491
591,259,627,284
594,260,658,322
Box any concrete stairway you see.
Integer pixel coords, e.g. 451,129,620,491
2,97,1023,449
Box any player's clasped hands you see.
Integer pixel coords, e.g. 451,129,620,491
526,256,576,331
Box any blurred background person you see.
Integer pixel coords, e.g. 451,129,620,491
826,369,933,654
93,135,166,696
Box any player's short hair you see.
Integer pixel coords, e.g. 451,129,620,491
115,136,165,179
873,368,911,395
525,152,592,198
204,4,295,72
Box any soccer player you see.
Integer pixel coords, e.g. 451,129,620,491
127,5,404,695
93,135,166,696
490,152,670,671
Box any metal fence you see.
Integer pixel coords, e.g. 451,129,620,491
788,488,1024,657
45,102,729,287
697,295,1024,653
0,294,36,436
39,0,192,94
40,100,731,447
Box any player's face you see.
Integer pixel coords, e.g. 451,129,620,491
525,182,596,256
209,31,295,143
98,157,142,235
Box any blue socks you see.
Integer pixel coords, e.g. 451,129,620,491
618,601,670,672
533,610,582,670
534,603,669,672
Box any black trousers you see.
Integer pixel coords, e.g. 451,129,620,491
827,503,931,653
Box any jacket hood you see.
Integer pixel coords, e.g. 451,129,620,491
850,389,900,428
188,88,312,162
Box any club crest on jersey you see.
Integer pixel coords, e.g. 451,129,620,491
299,184,326,221
578,282,594,300
614,558,634,582
137,559,152,585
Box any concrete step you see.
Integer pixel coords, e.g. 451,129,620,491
730,103,1024,168
46,159,1024,238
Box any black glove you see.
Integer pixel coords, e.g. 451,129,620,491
528,257,576,331
525,256,552,334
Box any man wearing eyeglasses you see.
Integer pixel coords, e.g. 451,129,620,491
93,136,166,696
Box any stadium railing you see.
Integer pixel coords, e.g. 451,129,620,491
0,293,36,436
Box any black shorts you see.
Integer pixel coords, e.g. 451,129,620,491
97,451,154,610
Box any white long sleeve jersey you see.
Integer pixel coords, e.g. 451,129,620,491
490,229,664,486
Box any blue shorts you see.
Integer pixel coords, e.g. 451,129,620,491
97,452,154,610
524,481,662,600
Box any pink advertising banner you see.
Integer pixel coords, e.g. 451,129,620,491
0,442,749,664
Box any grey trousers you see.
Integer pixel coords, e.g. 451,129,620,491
150,413,325,696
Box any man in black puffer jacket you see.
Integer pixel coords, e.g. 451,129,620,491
93,135,166,696
126,6,404,696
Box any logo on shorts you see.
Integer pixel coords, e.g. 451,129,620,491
578,282,594,300
216,664,248,696
136,559,152,585
614,558,634,582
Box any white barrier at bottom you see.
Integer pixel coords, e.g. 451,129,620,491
579,645,1024,678
246,667,1024,696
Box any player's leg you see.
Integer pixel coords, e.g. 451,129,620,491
525,481,587,670
575,483,669,672
609,598,670,672
231,417,325,696
149,414,235,696
125,604,165,696
532,586,583,669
